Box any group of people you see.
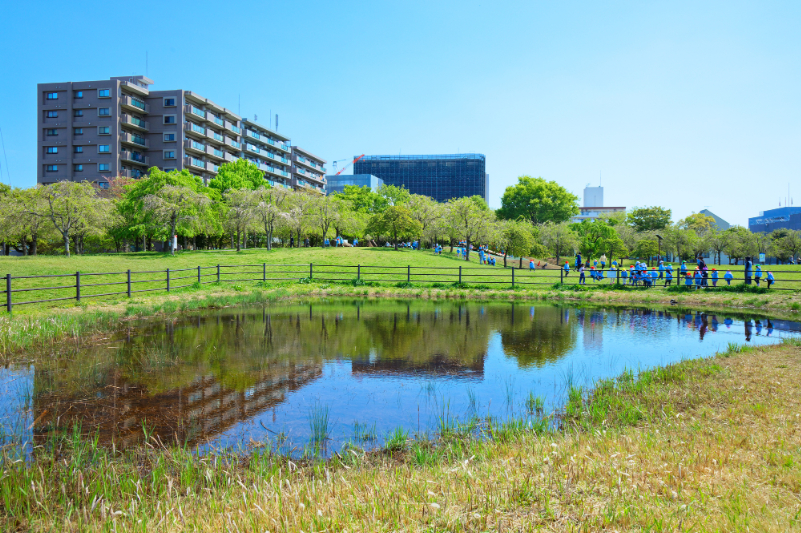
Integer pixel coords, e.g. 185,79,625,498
454,245,498,266
323,236,358,247
563,253,778,289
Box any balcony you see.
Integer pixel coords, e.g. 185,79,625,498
205,145,225,161
245,129,260,141
120,168,146,179
120,150,149,166
223,152,238,163
224,121,240,135
121,114,149,132
205,129,225,145
266,166,290,179
225,137,241,150
206,162,219,174
184,139,206,155
294,156,323,174
266,138,291,153
243,143,260,156
184,104,206,121
208,113,225,128
184,156,206,171
184,122,206,138
120,95,149,114
120,80,149,97
120,132,148,148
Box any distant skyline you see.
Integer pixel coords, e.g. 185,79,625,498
0,0,799,226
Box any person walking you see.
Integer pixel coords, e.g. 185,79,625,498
754,264,762,286
664,266,673,287
563,262,570,277
766,271,775,288
578,264,586,284
529,260,536,271
575,252,582,269
304,237,310,248
290,236,294,248
711,268,719,287
658,260,665,279
724,270,733,285
600,254,607,269
744,256,753,285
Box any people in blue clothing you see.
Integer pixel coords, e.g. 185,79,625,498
711,269,718,287
578,264,586,284
724,270,733,285
766,271,775,288
353,237,359,247
685,273,693,287
744,257,753,284
324,237,330,247
575,253,582,269
754,265,762,286
563,262,570,276
620,268,628,284
680,261,687,276
664,266,673,287
608,266,617,284
600,254,607,268
694,269,703,289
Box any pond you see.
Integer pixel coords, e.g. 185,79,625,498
2,300,799,457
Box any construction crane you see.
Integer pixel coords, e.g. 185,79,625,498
334,154,365,176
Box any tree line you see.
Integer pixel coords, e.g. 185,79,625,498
1,166,799,265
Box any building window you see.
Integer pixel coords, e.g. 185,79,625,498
46,92,58,100
98,89,110,98
74,164,84,172
99,163,110,171
46,147,58,154
74,110,83,117
74,128,83,135
98,108,110,116
98,126,110,135
163,115,176,124
46,129,58,136
164,150,176,159
164,133,176,142
98,181,110,189
163,168,176,172
46,165,58,172
163,97,176,107
75,91,83,99
74,146,83,154
46,111,58,118
98,145,110,153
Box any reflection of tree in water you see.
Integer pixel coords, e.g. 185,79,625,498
499,305,578,368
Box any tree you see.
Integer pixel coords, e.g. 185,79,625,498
664,226,699,262
678,213,716,237
336,185,387,214
253,186,291,250
282,192,315,246
777,230,801,262
445,196,494,260
627,206,672,232
6,187,49,255
497,220,535,268
572,219,618,260
376,184,410,207
539,221,578,266
633,238,659,266
496,176,579,225
133,169,210,255
223,188,258,252
366,206,422,250
406,194,441,250
722,226,752,264
308,194,341,246
707,229,727,265
30,181,103,257
208,159,265,194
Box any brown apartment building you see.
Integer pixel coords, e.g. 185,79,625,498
37,75,314,191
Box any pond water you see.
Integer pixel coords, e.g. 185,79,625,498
2,300,799,457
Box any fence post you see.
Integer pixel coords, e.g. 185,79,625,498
512,267,515,289
127,269,131,297
310,263,313,280
560,267,563,285
197,265,201,285
76,271,81,303
263,263,266,282
616,267,620,286
166,269,170,292
407,265,411,283
459,265,462,285
357,264,361,280
5,274,11,313
217,264,220,283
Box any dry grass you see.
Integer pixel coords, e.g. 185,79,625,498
4,340,800,532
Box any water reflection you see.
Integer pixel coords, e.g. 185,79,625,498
4,301,799,456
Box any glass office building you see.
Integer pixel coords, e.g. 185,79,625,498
353,154,487,203
325,174,384,195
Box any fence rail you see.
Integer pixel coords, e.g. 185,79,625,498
2,262,799,312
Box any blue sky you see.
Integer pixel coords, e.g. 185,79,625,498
0,0,799,226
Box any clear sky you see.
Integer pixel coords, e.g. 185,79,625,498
0,0,799,226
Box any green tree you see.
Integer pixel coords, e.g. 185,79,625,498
776,229,801,263
406,194,441,250
627,206,672,232
572,219,618,260
30,181,104,257
308,194,342,246
497,219,535,268
336,185,387,214
721,226,752,264
376,184,410,207
253,186,291,250
633,238,659,266
445,196,495,260
208,159,265,194
366,206,422,250
223,188,258,251
539,221,578,266
497,176,579,225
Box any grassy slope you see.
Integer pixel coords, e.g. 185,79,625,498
4,340,799,531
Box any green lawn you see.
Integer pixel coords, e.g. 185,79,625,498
0,248,799,314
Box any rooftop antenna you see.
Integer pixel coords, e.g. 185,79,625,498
599,171,602,187
275,114,278,131
254,114,258,122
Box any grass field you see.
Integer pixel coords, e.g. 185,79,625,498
3,338,799,531
1,247,800,316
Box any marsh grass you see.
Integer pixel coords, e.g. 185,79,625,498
1,340,800,531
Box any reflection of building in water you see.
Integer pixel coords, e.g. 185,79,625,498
351,352,484,377
579,309,604,352
33,363,321,449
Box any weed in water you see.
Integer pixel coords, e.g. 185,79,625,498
353,421,377,442
308,402,330,444
525,392,545,414
385,427,408,451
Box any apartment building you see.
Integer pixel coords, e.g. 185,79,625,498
37,76,313,192
290,146,326,194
